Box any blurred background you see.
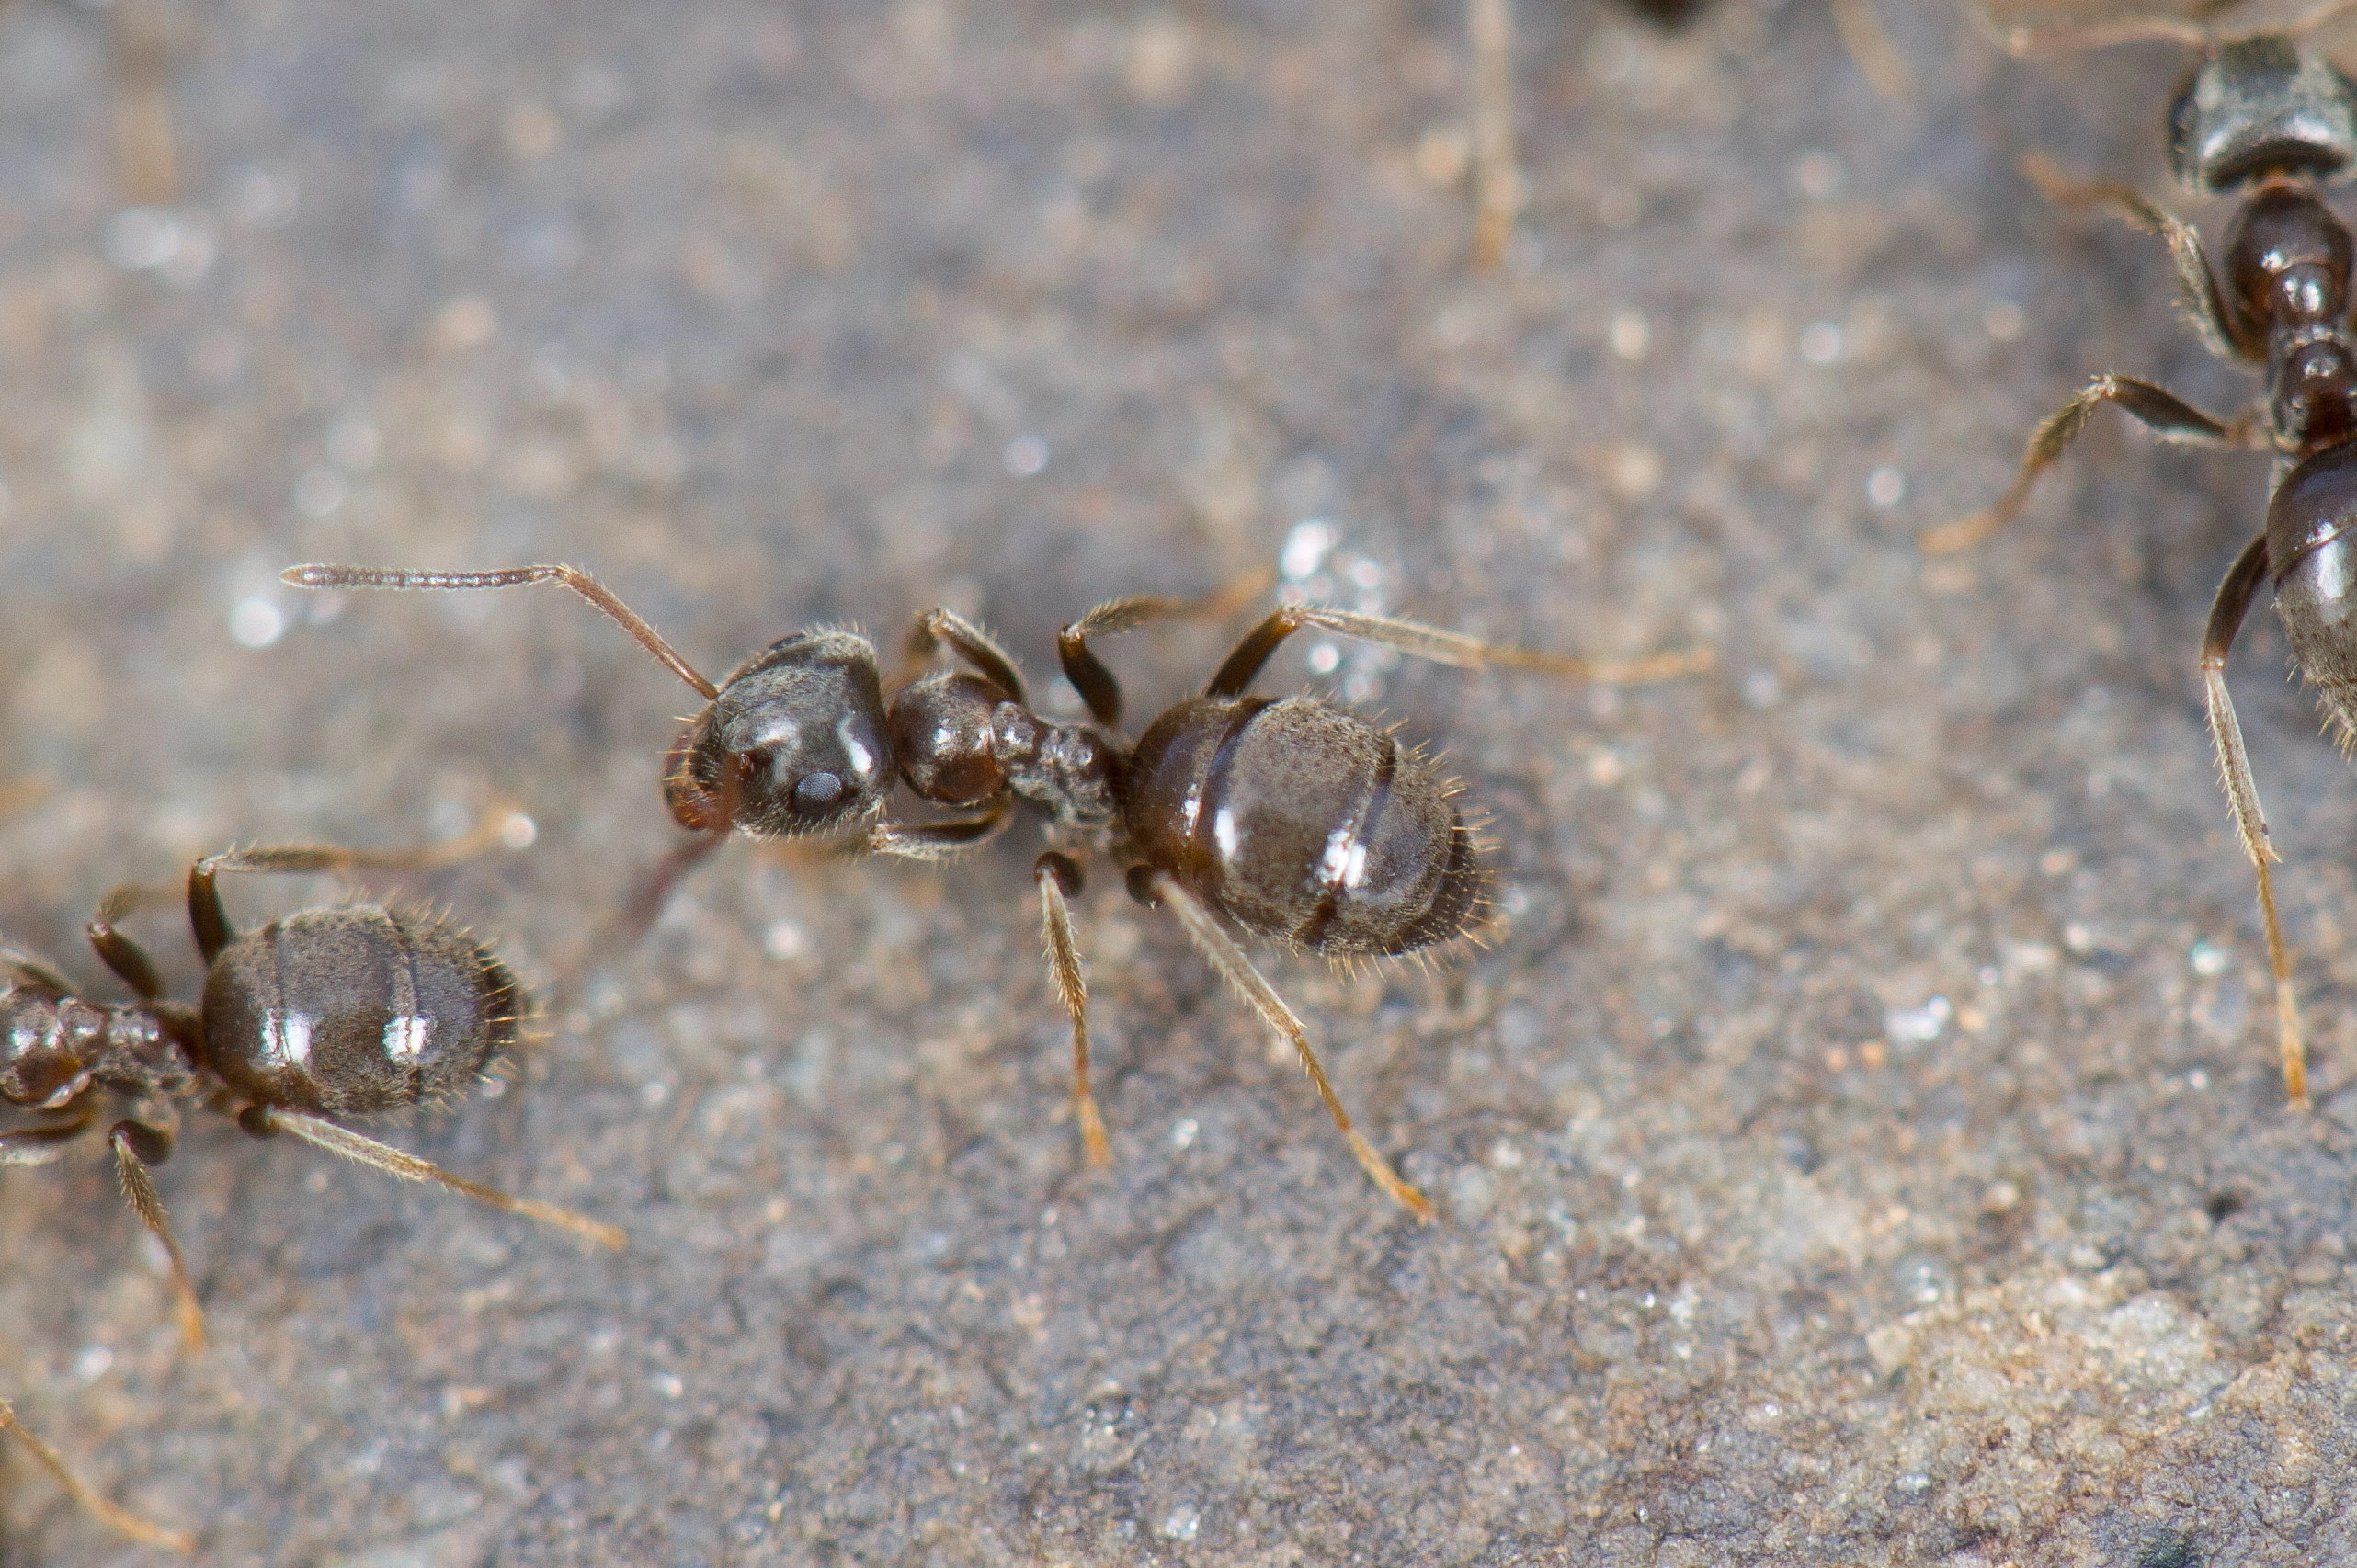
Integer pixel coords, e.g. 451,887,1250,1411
3,0,2355,1562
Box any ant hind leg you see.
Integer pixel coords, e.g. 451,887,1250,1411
245,1107,627,1251
1129,868,1432,1221
2202,533,2310,1108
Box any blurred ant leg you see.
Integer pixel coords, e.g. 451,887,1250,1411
1467,0,1516,270
1052,564,1281,726
280,562,720,700
1828,0,1913,100
2017,153,2246,359
188,816,537,965
0,1394,195,1552
108,1121,205,1349
0,940,80,996
1970,5,2207,54
246,1107,627,1250
1128,868,1433,1221
1206,605,1711,697
1035,853,1109,1166
1922,375,2248,555
0,1105,97,1167
2202,533,2310,1109
867,803,1011,863
900,608,1029,701
602,744,756,947
108,0,180,207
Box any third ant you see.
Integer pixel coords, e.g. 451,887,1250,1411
1931,0,2357,1109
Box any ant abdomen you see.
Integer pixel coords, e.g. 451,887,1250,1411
2267,440,2357,723
1126,696,1484,958
202,908,523,1117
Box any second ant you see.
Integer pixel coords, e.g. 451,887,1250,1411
283,559,1707,1218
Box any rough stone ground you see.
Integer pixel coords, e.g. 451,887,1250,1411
4,0,2355,1562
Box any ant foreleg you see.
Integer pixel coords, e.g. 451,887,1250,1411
2202,532,2310,1108
1205,604,1712,696
1924,374,2260,554
0,940,80,997
866,805,1011,862
0,1394,195,1552
245,1107,627,1251
1034,853,1109,1167
1127,867,1432,1221
900,608,1027,703
0,1105,97,1166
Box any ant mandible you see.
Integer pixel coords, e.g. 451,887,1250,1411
1927,0,2357,1110
282,561,1707,1219
1,825,624,1549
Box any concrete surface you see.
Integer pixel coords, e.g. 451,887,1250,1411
4,0,2356,1562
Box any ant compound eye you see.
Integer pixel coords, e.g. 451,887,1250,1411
794,771,845,812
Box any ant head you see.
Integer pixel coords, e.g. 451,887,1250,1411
2169,34,2357,194
683,630,894,836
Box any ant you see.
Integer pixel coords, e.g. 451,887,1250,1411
281,560,1708,1219
2,824,624,1549
1927,0,2357,1109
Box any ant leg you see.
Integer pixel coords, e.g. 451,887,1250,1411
1128,867,1432,1221
1206,604,1712,697
1049,565,1289,726
1828,0,1912,100
867,802,1011,863
281,562,721,700
1467,0,1516,270
2203,533,2310,1109
1035,853,1109,1166
0,1104,97,1167
87,885,173,999
0,1395,195,1552
900,609,1027,703
0,939,78,996
108,1121,205,1349
187,814,536,965
1923,374,2258,555
608,742,757,946
2016,153,2247,361
243,1107,627,1250
1970,6,2207,53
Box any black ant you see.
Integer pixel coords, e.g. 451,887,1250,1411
281,560,1708,1219
1926,0,2357,1111
1,824,624,1550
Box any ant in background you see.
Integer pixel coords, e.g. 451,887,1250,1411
2,817,624,1549
283,560,1708,1219
1928,0,2357,1108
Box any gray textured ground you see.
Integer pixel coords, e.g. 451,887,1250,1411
6,0,2357,1562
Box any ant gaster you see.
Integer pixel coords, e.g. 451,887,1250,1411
282,561,1708,1219
1,827,624,1549
1928,0,2357,1109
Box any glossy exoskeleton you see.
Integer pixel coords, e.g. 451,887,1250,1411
1930,0,2357,1108
0,832,623,1549
281,561,1707,1219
